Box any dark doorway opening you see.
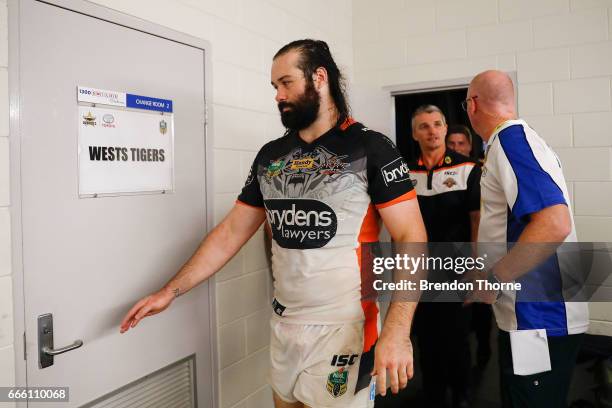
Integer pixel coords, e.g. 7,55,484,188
394,88,484,163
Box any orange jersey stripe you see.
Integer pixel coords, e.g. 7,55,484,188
375,189,416,210
357,204,380,353
340,117,356,131
235,199,265,210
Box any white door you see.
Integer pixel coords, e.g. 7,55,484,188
16,0,214,406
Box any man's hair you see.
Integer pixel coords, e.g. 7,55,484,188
274,39,350,122
411,104,447,129
446,124,473,144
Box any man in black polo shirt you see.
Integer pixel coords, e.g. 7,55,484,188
408,105,481,408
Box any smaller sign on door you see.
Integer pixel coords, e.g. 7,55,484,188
77,86,174,197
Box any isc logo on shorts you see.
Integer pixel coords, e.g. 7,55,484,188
331,354,359,367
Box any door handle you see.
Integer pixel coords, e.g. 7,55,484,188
42,340,83,356
38,314,84,369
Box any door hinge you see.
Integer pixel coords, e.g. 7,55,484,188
23,332,27,360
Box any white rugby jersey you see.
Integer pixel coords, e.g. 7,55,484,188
237,118,415,327
479,119,588,336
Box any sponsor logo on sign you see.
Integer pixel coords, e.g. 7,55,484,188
443,177,457,188
82,111,97,127
327,369,348,398
381,157,410,186
331,354,359,367
102,114,115,128
264,199,337,249
159,119,168,135
290,157,315,170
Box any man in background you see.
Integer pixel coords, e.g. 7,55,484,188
445,124,473,158
408,105,481,408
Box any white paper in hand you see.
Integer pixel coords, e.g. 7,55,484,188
509,329,552,376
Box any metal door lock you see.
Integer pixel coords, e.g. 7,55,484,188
38,314,83,369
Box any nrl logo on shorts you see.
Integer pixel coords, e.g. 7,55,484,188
326,368,348,398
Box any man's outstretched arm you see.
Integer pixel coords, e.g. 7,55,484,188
120,203,266,333
373,198,427,396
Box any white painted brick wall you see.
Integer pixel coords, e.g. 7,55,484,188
436,0,498,31
406,30,466,65
500,0,569,22
518,83,554,116
244,386,274,408
533,9,608,48
571,0,612,11
378,4,435,40
571,41,612,79
575,182,612,216
517,48,570,84
467,21,532,57
575,217,612,241
573,112,612,146
220,347,268,408
554,78,611,114
556,147,612,181
219,319,246,369
522,115,572,147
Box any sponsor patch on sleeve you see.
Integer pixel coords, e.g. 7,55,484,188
380,157,410,186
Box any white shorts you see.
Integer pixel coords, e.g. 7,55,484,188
268,319,376,408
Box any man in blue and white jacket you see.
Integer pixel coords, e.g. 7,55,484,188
464,70,588,408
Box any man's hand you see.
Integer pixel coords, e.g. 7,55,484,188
120,288,175,333
462,269,498,305
371,327,414,396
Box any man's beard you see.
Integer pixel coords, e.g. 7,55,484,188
278,80,320,131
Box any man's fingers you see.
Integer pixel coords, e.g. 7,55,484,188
132,304,152,327
376,367,387,396
120,297,151,333
407,360,414,380
388,365,399,394
398,365,409,389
